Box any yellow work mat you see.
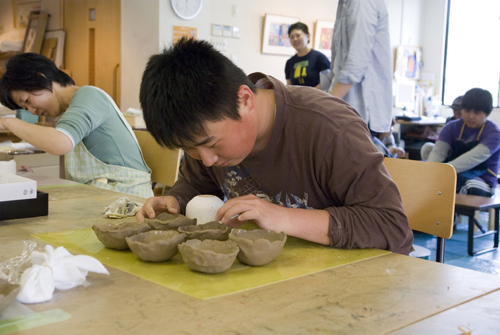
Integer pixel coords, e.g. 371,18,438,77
32,226,389,300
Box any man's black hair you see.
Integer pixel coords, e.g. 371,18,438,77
139,37,256,149
461,88,493,115
288,22,309,37
0,53,75,110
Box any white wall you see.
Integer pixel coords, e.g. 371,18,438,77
120,0,337,110
0,0,451,115
121,0,160,112
419,0,448,98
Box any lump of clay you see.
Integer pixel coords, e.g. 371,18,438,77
178,221,230,241
145,213,197,230
0,278,20,314
178,239,239,274
126,230,186,262
229,229,287,266
92,221,150,250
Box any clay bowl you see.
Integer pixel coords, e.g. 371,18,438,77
178,221,230,241
145,213,197,231
126,230,186,262
178,239,239,274
0,278,20,314
229,229,287,266
92,221,150,250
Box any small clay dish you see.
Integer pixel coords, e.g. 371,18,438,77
178,221,230,241
229,229,287,266
92,221,150,250
178,239,239,274
0,278,20,314
126,230,186,262
145,213,197,230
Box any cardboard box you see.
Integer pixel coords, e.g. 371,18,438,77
124,115,146,129
0,172,37,202
0,191,48,220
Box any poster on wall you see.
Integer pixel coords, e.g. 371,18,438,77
313,20,335,59
13,0,41,29
173,26,197,43
394,45,422,80
261,14,299,56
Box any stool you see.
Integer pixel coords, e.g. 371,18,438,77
454,194,500,256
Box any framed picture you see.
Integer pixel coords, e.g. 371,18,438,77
394,45,422,80
261,14,299,56
22,11,49,54
12,0,41,29
313,20,335,59
41,30,66,68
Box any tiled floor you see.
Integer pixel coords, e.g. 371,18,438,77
413,212,500,276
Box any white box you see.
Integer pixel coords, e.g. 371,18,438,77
0,172,37,202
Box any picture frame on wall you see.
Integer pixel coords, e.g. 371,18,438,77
313,20,335,59
12,0,41,29
41,30,66,68
22,11,49,54
261,14,299,56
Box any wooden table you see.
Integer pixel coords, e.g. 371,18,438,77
2,178,500,334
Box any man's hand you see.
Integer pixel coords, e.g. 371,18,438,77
215,194,288,232
135,195,181,221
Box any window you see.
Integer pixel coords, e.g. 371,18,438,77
442,0,500,107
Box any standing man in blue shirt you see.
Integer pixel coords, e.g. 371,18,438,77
328,0,393,134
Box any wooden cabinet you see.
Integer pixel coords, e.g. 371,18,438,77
63,0,121,106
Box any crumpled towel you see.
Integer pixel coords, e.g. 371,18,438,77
104,197,143,218
16,245,109,304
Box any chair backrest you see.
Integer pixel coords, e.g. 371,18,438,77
383,157,456,239
134,130,181,187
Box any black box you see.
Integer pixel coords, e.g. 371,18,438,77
0,191,48,221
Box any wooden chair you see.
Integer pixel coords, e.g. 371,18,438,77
134,130,181,192
383,157,457,262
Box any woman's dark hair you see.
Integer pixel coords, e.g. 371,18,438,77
288,22,309,37
461,88,493,115
0,53,75,110
140,37,256,149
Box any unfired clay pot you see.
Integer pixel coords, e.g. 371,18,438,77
178,239,239,274
126,230,186,262
0,278,20,314
178,221,230,241
92,221,150,250
145,213,197,230
229,229,287,266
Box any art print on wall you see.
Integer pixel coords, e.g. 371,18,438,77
261,14,299,56
41,30,65,68
12,0,41,29
394,45,422,80
313,20,335,59
22,11,49,54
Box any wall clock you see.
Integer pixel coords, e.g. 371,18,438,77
171,0,203,20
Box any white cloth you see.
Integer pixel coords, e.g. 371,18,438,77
16,245,109,304
104,196,143,218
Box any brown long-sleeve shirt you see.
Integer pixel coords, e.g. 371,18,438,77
167,73,413,255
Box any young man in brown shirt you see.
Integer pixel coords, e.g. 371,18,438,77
136,38,413,254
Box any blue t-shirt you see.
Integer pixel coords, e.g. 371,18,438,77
285,49,331,87
438,118,500,187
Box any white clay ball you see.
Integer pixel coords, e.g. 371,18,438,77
185,195,225,225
